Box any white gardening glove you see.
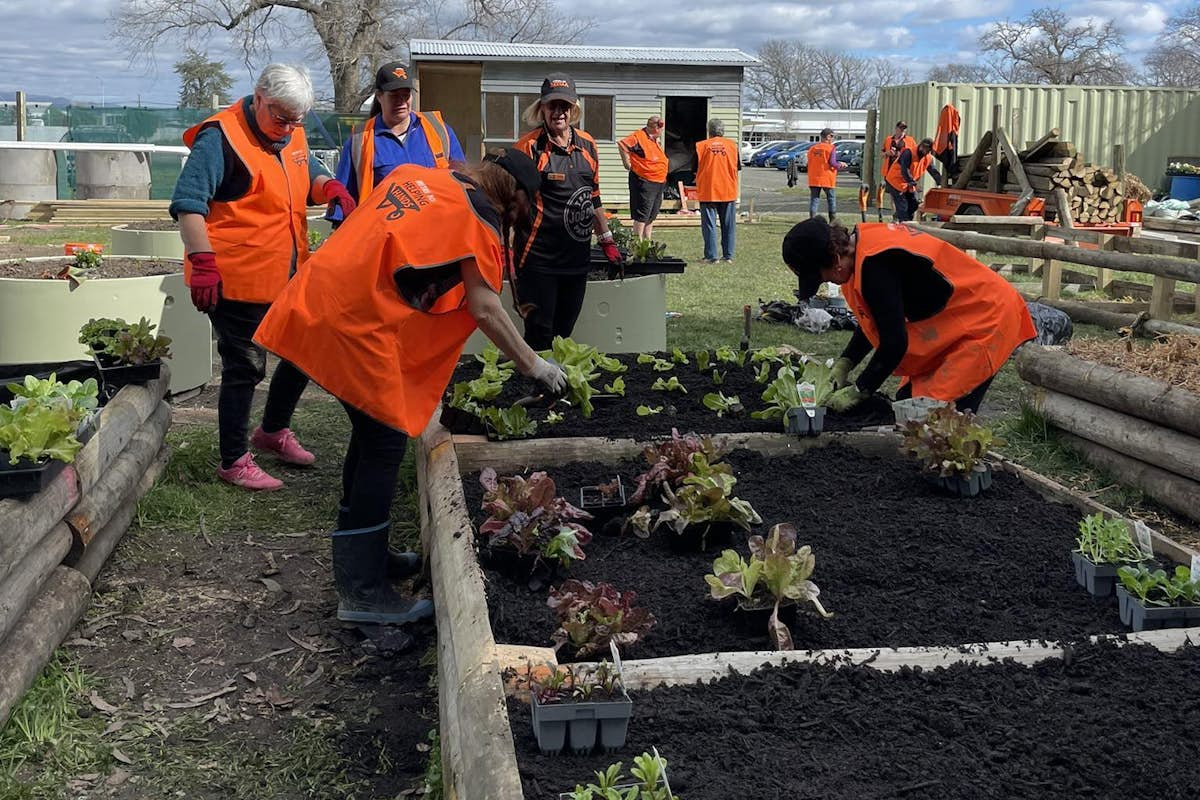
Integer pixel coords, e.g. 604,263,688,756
527,356,567,394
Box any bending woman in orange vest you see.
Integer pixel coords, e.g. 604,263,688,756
782,218,1035,413
172,64,357,492
254,152,566,628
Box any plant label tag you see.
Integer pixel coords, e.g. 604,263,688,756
653,746,675,799
609,640,624,682
1191,554,1200,583
798,381,817,417
1133,521,1154,557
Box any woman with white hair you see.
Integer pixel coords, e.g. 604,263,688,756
171,64,357,492
511,73,622,350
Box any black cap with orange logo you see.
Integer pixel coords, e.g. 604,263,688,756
539,73,578,104
376,62,415,92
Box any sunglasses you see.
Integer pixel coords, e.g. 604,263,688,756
266,102,305,128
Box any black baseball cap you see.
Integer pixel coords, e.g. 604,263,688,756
539,73,578,104
376,62,415,92
895,120,908,129
486,149,542,201
782,218,834,300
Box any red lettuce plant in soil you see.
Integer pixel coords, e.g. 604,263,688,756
548,579,657,658
898,406,1003,478
478,468,593,567
629,428,726,505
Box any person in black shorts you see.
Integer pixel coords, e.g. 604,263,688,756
619,115,669,240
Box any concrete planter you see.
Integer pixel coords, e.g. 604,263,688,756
0,256,211,395
463,274,667,355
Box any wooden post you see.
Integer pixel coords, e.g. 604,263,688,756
1041,256,1062,300
863,108,878,202
1150,276,1177,320
1030,221,1045,274
988,104,1002,193
954,131,994,190
1096,233,1114,292
15,91,26,142
211,93,221,110
1113,144,1126,220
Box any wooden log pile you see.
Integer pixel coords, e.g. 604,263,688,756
0,370,171,726
1048,163,1126,224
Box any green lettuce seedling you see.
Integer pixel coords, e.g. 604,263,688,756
650,376,687,394
702,392,742,417
670,347,689,365
694,349,711,371
480,405,537,440
636,405,662,416
1075,513,1144,566
604,376,626,396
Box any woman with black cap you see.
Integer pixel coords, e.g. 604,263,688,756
254,151,564,635
781,218,1035,414
512,72,622,349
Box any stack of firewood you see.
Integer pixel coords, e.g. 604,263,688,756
1049,162,1125,224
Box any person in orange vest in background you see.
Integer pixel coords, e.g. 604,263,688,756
172,64,357,491
619,115,669,240
881,121,916,175
255,151,566,630
885,137,943,222
328,61,465,225
695,118,740,263
782,218,1035,414
932,104,961,183
806,128,846,221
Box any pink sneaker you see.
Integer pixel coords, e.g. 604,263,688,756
216,452,283,491
251,426,316,466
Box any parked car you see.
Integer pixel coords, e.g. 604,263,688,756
741,139,789,165
751,142,796,167
798,140,864,172
773,141,817,170
835,141,865,176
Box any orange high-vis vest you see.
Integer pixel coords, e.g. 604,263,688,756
885,151,934,192
933,105,961,155
842,223,1036,401
881,133,916,174
182,102,311,304
351,111,453,204
807,141,838,189
695,136,739,202
254,166,505,435
620,127,668,183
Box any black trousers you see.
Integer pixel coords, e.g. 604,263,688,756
516,270,589,351
896,375,995,414
340,403,409,530
208,298,310,468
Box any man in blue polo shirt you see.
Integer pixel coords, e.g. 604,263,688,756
330,61,466,223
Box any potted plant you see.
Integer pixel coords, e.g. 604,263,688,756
1072,513,1149,597
899,406,1003,497
0,373,100,498
1115,565,1200,632
705,523,832,650
559,751,679,800
547,579,656,660
78,316,172,398
477,468,594,589
649,453,762,551
751,359,835,435
530,660,633,756
578,476,627,522
628,428,724,507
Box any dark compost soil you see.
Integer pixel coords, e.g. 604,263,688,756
443,352,894,440
464,445,1163,659
0,257,180,278
121,219,179,231
511,640,1200,799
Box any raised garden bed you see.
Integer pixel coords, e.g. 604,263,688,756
110,220,185,259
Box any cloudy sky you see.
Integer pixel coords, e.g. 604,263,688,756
1,0,1186,107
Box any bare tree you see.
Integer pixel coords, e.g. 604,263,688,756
926,62,992,83
979,8,1131,85
746,40,823,108
812,50,909,109
111,0,593,112
1143,5,1200,87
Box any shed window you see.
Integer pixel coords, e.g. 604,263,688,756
580,95,613,141
483,91,615,143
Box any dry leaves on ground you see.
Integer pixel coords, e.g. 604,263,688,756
1068,334,1200,393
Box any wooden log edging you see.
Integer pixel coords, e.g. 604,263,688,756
0,469,78,585
1016,346,1200,439
1058,432,1200,525
417,419,525,800
0,524,72,645
74,366,170,496
0,567,91,726
1017,295,1200,339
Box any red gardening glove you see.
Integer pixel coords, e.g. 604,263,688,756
323,179,356,217
187,252,221,313
601,239,623,265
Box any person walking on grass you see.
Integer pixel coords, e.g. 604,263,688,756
254,152,565,628
172,64,356,491
806,128,845,222
619,115,669,240
695,118,740,263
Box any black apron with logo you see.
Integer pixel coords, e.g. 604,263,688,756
515,130,596,275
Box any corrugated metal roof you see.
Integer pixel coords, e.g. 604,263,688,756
409,39,758,66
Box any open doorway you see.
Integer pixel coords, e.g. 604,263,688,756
662,96,708,199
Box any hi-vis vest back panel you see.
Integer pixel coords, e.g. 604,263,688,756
807,142,837,189
351,112,453,204
841,223,1036,401
621,128,668,183
934,105,961,155
254,166,504,435
885,151,934,192
182,102,310,303
695,137,739,202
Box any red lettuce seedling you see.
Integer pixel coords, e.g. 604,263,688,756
478,468,593,567
548,579,656,658
629,428,725,504
899,406,1003,478
653,454,761,539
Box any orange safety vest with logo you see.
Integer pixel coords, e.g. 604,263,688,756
881,133,916,175
620,128,668,183
695,136,739,202
350,111,453,205
885,151,934,192
182,102,310,304
807,141,838,189
841,223,1036,401
933,105,961,156
254,166,505,435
